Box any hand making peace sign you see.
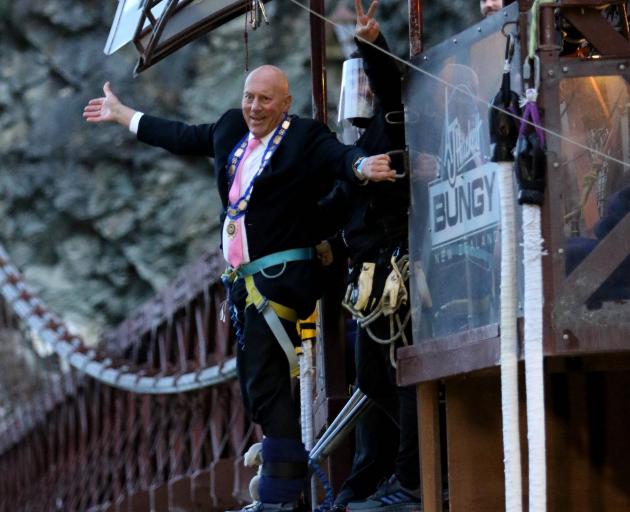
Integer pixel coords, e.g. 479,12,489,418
355,0,380,43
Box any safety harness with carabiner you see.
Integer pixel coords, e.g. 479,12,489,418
222,247,315,378
341,248,412,367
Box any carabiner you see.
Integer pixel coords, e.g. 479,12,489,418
522,54,540,92
505,32,515,65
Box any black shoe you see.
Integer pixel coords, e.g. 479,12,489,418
346,475,421,512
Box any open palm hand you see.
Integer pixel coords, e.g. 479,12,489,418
83,82,120,123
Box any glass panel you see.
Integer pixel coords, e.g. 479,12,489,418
404,4,521,342
559,76,630,310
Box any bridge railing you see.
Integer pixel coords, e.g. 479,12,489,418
0,244,259,512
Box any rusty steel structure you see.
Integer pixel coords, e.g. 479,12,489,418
0,244,259,511
130,0,272,73
398,1,630,510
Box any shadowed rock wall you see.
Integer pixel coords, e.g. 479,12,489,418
0,0,478,344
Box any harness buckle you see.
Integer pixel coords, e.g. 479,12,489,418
256,297,269,313
261,261,287,279
221,267,238,286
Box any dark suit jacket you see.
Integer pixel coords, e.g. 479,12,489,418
137,109,365,316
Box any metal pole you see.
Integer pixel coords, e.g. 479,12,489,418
310,390,372,463
408,0,423,57
309,0,327,122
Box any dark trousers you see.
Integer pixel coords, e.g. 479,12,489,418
231,260,323,439
355,319,420,490
335,401,399,504
236,303,301,438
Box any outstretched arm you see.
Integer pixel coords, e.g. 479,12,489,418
83,81,217,157
82,82,137,128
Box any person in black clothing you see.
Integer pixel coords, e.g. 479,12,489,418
321,2,421,510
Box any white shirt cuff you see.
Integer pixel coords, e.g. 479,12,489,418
129,111,144,134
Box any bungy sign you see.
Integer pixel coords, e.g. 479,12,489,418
428,86,500,249
429,162,499,248
404,6,519,344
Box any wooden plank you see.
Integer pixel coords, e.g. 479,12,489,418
547,370,630,510
445,372,507,511
418,382,442,512
397,325,500,385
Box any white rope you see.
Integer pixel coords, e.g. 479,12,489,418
300,304,318,512
522,204,547,512
343,255,411,348
523,1,548,506
300,339,315,451
497,162,523,512
364,309,411,344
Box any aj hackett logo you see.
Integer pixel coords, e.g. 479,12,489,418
429,89,500,248
443,111,483,187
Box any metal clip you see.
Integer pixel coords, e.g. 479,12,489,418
522,54,540,91
387,149,410,179
256,297,269,313
258,0,269,25
505,32,515,64
249,0,258,28
250,0,269,29
501,20,518,39
385,110,405,125
260,261,286,279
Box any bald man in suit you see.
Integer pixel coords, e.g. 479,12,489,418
83,66,395,512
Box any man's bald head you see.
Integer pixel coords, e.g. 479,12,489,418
242,65,292,138
245,65,290,95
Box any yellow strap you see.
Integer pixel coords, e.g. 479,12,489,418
244,275,264,307
297,309,318,341
270,300,298,323
291,347,303,377
244,275,297,321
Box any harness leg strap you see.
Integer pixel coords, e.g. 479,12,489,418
244,275,300,377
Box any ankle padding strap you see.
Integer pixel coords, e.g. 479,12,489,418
262,461,308,479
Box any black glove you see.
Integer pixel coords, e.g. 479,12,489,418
489,88,520,163
514,131,546,205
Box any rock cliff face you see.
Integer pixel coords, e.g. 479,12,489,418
0,0,477,343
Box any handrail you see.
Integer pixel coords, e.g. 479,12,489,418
0,243,236,397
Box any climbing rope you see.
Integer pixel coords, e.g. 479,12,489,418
522,5,550,510
342,254,411,367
